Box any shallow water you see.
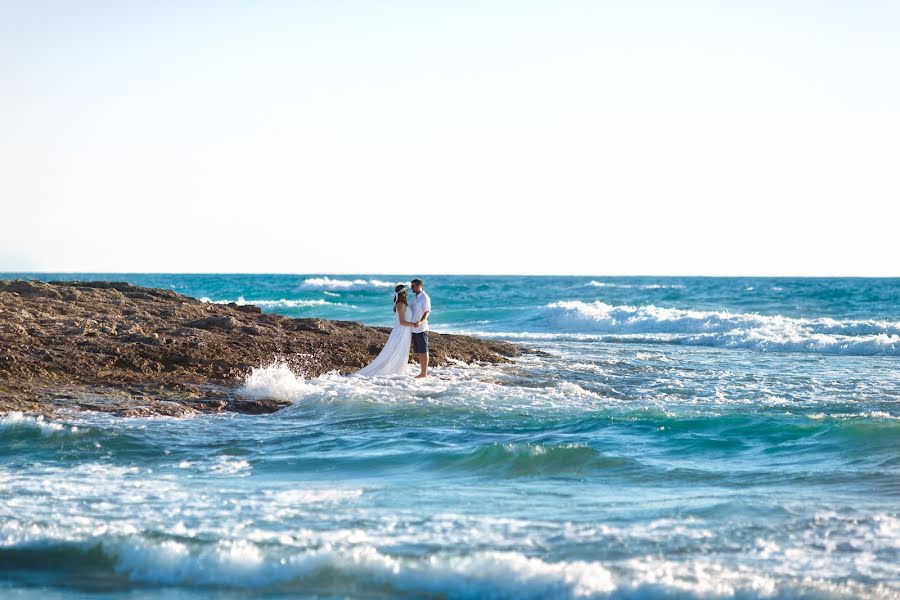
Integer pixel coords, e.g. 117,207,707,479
1,274,898,598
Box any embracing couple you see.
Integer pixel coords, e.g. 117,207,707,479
355,278,431,378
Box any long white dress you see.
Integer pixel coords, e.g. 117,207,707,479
354,304,412,377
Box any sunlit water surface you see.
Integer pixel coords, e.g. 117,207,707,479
1,274,898,598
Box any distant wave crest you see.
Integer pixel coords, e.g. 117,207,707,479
545,301,900,356
587,281,685,289
200,296,354,308
301,277,400,290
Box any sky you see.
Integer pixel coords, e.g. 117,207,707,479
1,0,898,276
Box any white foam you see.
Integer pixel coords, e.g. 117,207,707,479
110,538,266,586
209,456,251,476
264,489,363,504
301,277,401,290
806,411,899,421
240,360,445,405
544,301,900,356
404,551,616,598
0,412,80,436
239,359,614,413
252,298,353,308
587,281,684,289
571,362,607,375
621,555,779,597
634,352,671,362
103,540,617,597
241,361,320,402
199,296,353,308
555,381,602,399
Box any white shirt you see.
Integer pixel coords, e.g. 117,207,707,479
410,291,431,333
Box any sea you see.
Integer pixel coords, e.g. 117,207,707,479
1,274,898,599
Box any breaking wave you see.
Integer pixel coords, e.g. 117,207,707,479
0,539,617,597
200,296,354,308
544,301,900,356
0,537,890,599
0,411,83,437
587,281,685,289
300,277,400,289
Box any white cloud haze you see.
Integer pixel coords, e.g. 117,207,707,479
1,1,898,275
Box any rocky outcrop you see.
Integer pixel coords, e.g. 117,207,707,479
0,280,522,417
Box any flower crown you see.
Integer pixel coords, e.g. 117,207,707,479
393,285,409,303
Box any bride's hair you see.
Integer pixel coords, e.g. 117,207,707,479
393,284,408,312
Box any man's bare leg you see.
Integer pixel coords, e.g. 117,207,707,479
416,352,428,378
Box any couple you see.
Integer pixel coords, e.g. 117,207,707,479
356,278,431,378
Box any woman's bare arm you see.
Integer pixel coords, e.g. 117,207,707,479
396,303,415,326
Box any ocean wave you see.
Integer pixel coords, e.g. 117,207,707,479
807,411,899,421
0,539,615,596
544,301,900,356
0,412,82,437
587,281,685,289
440,443,638,477
1,538,892,598
301,277,400,290
200,296,354,308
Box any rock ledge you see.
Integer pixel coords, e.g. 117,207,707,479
0,280,521,416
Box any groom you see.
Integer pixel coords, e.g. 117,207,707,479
409,278,431,378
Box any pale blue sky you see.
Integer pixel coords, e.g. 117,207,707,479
1,1,898,275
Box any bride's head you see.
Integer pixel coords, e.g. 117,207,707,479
393,284,409,310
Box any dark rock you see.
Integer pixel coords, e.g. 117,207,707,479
228,398,293,414
0,280,63,299
187,316,238,331
230,303,262,314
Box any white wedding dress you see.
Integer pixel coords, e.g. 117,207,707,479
355,305,412,377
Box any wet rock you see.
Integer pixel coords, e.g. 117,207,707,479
228,398,293,414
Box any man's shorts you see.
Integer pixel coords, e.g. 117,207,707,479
412,331,429,354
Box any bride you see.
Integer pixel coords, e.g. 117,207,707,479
355,284,419,376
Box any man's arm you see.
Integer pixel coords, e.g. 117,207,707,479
416,294,431,327
423,295,431,316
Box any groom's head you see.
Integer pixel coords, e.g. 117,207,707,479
411,279,423,293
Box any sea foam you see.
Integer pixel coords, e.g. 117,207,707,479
587,281,685,289
241,360,322,401
544,301,900,356
3,535,891,598
81,540,620,597
0,412,80,437
200,296,353,308
301,277,400,289
238,360,612,414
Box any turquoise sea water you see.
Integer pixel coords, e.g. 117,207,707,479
1,274,898,599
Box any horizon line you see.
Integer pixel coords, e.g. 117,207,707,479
1,271,898,279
